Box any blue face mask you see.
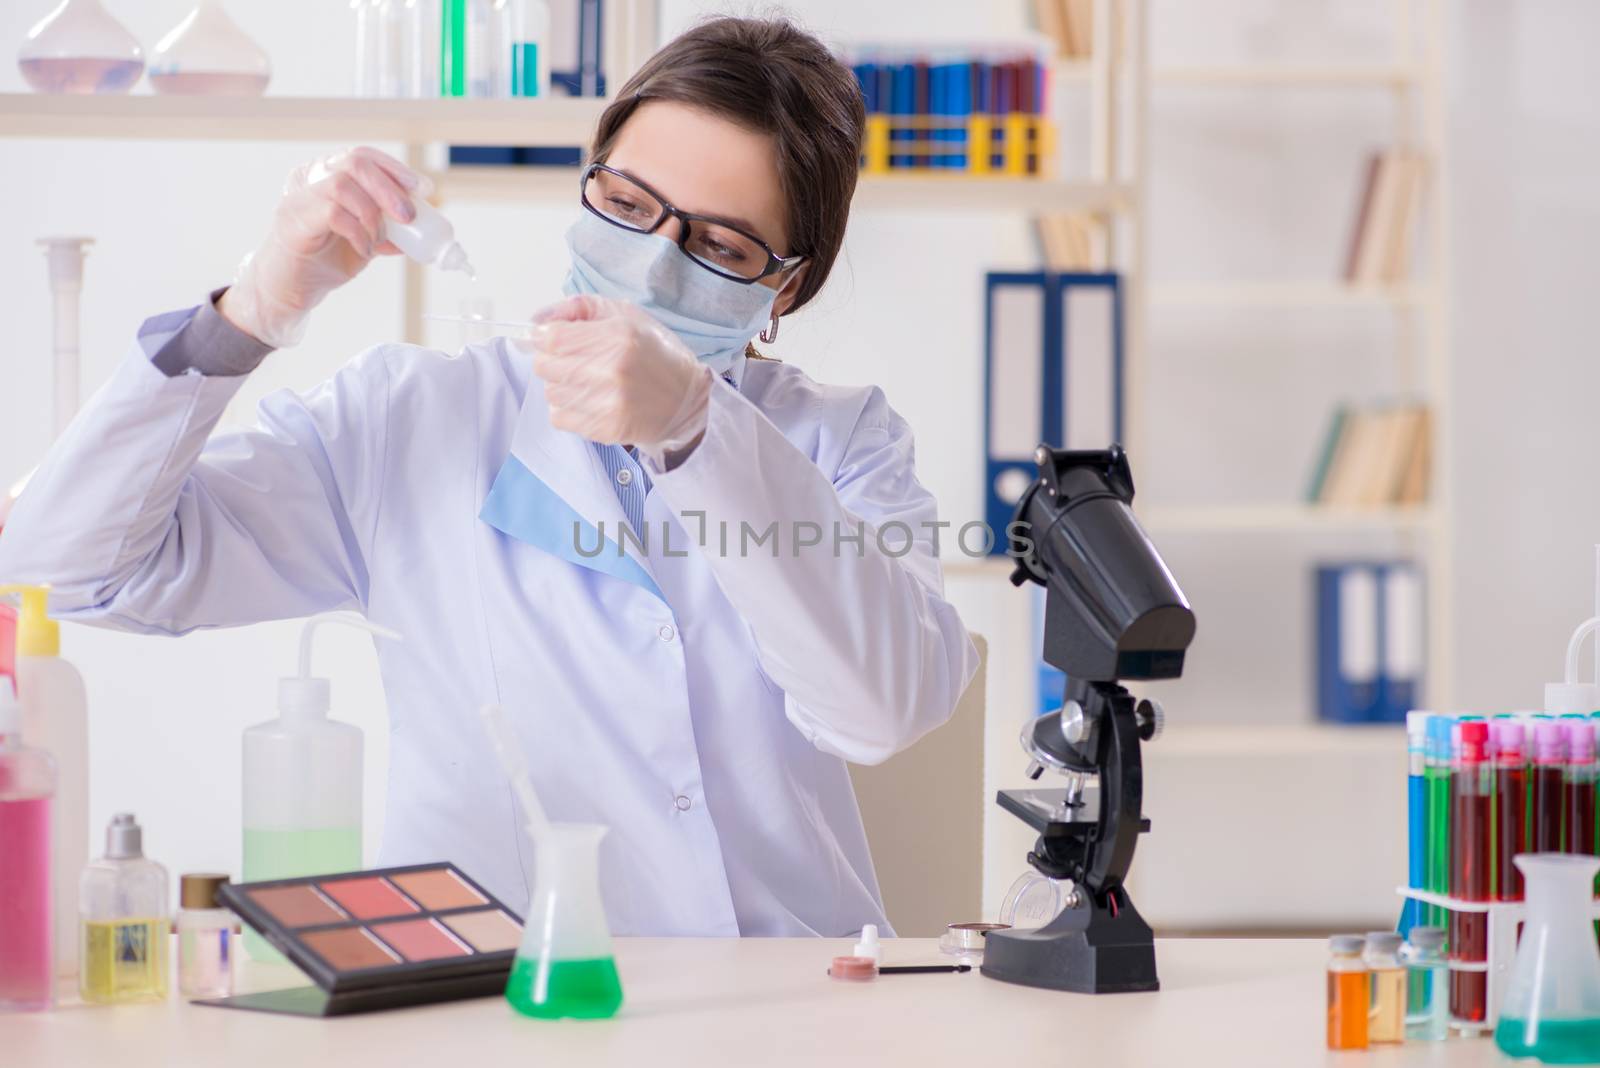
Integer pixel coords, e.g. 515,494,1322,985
563,211,778,378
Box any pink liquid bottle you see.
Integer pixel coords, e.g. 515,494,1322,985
0,676,57,1012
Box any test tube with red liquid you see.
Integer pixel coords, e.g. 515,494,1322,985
1449,719,1490,1024
1492,718,1527,901
1565,717,1598,857
1532,718,1566,853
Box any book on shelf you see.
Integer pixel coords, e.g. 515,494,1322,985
1034,213,1101,270
1033,0,1094,59
1344,149,1427,286
1306,402,1431,508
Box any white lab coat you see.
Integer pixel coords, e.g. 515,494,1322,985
0,304,979,936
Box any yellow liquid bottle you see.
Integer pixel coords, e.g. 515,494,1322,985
81,919,169,1003
79,814,170,1004
1364,932,1406,1044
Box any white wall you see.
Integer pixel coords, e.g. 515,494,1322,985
1,0,1596,926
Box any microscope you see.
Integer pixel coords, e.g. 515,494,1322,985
980,445,1196,994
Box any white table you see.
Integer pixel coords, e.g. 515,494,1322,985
2,937,1512,1066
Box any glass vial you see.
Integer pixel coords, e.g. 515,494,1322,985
16,0,144,95
1326,934,1369,1050
1404,926,1449,1041
80,813,169,1004
0,678,57,1013
177,874,233,999
510,0,550,98
357,0,431,99
1363,931,1405,1044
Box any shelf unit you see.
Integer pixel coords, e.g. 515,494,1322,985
1148,280,1426,308
1151,64,1420,87
1135,0,1455,708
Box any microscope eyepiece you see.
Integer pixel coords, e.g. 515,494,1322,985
1007,446,1195,682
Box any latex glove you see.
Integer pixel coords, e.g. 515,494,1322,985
525,295,714,467
220,146,425,349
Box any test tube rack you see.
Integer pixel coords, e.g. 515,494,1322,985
1396,885,1600,1034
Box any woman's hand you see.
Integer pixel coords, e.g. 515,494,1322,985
525,295,714,467
220,146,424,349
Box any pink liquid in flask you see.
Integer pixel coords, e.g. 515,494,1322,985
0,795,53,1011
149,71,269,96
17,57,143,94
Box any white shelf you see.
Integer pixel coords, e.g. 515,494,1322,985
1152,64,1421,88
0,92,1134,216
0,92,607,145
1149,281,1427,308
1149,722,1404,758
1139,504,1435,533
434,166,1135,214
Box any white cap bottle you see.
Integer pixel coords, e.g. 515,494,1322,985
241,611,400,960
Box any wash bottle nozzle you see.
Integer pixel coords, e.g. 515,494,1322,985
278,611,402,718
1545,546,1600,715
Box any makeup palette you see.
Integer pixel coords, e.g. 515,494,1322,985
197,863,524,1017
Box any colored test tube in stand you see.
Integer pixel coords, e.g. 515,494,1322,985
1449,719,1491,1024
1563,716,1598,858
1401,712,1430,937
1532,718,1566,853
1424,716,1454,930
1492,718,1528,902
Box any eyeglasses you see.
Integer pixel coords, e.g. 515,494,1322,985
579,162,806,284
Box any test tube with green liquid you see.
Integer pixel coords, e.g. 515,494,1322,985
1424,715,1453,930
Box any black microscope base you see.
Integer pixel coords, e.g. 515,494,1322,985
980,894,1159,994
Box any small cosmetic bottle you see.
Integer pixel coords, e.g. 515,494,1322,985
79,813,169,1004
177,874,233,999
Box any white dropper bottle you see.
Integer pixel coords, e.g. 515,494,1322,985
384,196,476,279
241,611,401,960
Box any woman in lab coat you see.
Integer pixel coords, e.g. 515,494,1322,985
0,17,978,937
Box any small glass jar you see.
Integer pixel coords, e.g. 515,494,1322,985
1362,931,1405,1044
1404,926,1450,1041
1326,934,1369,1050
176,873,234,999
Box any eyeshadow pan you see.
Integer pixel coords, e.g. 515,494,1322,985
372,918,471,962
442,909,523,953
319,876,420,920
390,868,488,911
303,927,400,971
248,885,347,928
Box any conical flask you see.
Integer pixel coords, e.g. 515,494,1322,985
1495,854,1600,1063
505,823,623,1020
16,0,144,95
148,0,270,96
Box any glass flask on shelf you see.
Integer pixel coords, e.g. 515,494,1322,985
1495,854,1600,1064
148,0,270,96
16,0,144,95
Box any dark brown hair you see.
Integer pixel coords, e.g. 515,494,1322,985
588,16,865,315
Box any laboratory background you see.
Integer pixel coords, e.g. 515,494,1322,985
1,0,1599,1062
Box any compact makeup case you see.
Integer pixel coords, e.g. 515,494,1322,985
198,862,524,1017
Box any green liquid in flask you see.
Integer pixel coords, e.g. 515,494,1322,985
1496,1018,1600,1064
505,956,624,1019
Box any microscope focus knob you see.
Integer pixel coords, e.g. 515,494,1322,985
1136,698,1166,742
1060,700,1089,744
